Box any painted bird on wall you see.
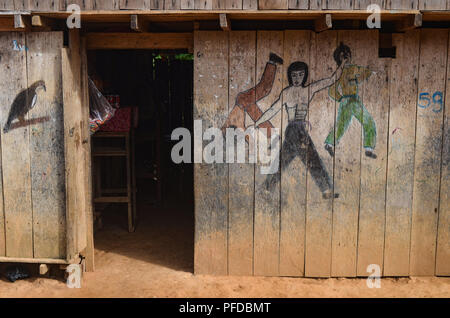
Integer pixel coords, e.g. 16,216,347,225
3,80,46,133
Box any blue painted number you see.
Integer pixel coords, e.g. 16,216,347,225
418,91,443,113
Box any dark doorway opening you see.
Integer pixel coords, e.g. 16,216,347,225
87,50,194,273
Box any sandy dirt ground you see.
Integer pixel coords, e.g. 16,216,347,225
0,203,449,298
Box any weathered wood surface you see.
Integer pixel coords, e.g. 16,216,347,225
213,0,242,9
354,0,385,10
150,0,164,9
386,0,418,9
253,30,283,276
410,29,448,276
356,30,389,276
119,0,149,10
62,29,90,261
419,0,446,10
243,0,257,9
180,0,194,9
194,0,212,9
27,32,66,259
0,32,33,258
288,0,308,9
0,0,14,10
81,37,94,271
92,0,120,10
165,0,181,9
12,0,28,10
330,30,364,277
279,30,309,277
259,0,289,9
384,30,420,276
322,0,353,9
305,30,336,277
0,34,7,257
193,29,450,277
61,0,94,10
193,31,229,275
29,0,59,11
227,31,255,276
2,0,450,10
436,29,450,276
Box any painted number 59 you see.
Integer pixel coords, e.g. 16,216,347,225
418,91,443,113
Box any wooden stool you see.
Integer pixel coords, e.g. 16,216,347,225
92,131,137,232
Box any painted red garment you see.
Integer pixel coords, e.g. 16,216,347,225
222,62,277,138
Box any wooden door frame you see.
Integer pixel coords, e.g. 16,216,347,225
73,31,193,272
62,29,94,271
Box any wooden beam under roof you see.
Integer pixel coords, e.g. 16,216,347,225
85,32,193,50
219,13,230,31
314,13,332,33
23,9,427,23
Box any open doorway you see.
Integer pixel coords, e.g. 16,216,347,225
87,50,194,273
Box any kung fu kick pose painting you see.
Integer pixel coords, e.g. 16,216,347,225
222,43,378,200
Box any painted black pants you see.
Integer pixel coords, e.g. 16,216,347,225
265,121,332,193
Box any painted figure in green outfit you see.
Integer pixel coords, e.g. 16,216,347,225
324,43,378,159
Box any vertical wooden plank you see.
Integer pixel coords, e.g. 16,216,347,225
0,33,33,258
253,31,283,277
26,32,66,259
193,31,229,275
62,29,89,261
181,0,194,9
279,30,310,277
29,0,59,11
119,0,149,9
356,31,390,276
0,0,15,10
213,0,242,9
0,35,7,257
228,31,255,276
305,30,337,277
243,0,257,9
93,0,119,10
165,0,181,9
194,0,212,9
384,30,419,277
331,30,365,277
81,37,94,271
309,0,322,9
288,0,308,9
436,31,450,276
258,0,288,9
354,0,385,9
419,0,446,10
13,0,30,10
60,0,94,10
410,29,448,276
322,0,353,9
386,0,418,9
150,0,164,9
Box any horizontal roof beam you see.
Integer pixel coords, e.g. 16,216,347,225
85,32,193,50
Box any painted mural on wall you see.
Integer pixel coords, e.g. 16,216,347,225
222,43,377,199
3,80,48,133
324,43,377,159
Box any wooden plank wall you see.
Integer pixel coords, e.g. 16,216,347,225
0,0,448,10
0,31,66,260
194,29,450,277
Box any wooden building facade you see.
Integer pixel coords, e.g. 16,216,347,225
0,0,448,278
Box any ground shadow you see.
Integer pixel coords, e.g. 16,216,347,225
94,198,195,274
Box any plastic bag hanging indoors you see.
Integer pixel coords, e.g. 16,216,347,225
88,77,116,135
